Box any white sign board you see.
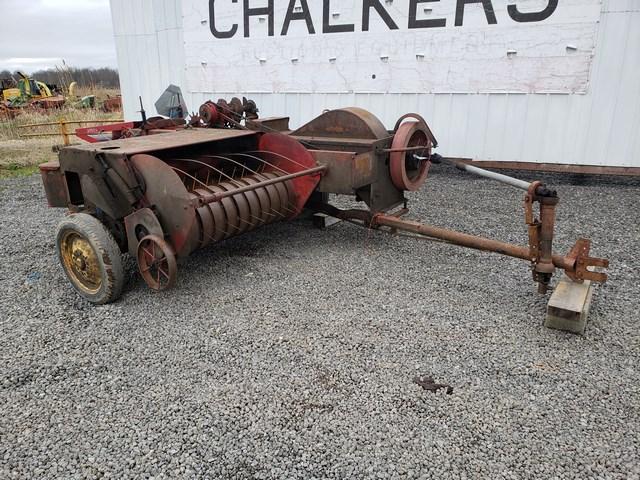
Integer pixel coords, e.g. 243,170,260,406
183,0,601,94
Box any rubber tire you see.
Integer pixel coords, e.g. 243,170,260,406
56,213,124,304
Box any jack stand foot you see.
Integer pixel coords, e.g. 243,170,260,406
545,276,594,335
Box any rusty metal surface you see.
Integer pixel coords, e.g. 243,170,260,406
218,181,252,234
102,96,122,113
124,208,165,257
373,214,609,287
248,174,282,221
67,129,258,156
194,166,326,207
186,171,296,244
262,172,293,218
130,154,200,258
59,148,146,211
291,108,389,140
311,150,375,195
238,177,271,224
522,180,559,292
389,121,432,192
247,117,290,132
392,113,439,148
199,101,220,126
195,97,259,129
39,161,69,208
287,136,384,153
564,239,609,283
258,133,323,216
195,188,226,243
209,184,240,238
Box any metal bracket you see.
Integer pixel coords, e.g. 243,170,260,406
564,239,609,284
524,181,542,264
124,207,165,257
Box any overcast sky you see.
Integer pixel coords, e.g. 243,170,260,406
0,0,117,73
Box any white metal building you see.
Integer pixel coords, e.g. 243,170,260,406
109,0,640,171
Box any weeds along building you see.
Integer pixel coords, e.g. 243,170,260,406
109,0,639,172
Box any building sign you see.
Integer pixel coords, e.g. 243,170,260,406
183,0,601,94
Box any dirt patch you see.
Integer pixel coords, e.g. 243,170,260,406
0,139,57,169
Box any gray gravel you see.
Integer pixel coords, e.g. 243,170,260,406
1,166,639,479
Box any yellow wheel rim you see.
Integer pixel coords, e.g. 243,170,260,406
60,231,102,294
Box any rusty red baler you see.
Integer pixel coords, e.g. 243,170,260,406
40,100,608,304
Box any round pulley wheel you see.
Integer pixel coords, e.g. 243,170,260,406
137,235,177,291
389,121,432,191
199,102,219,126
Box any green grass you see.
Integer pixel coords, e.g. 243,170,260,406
0,163,39,178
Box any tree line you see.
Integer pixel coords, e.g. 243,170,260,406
0,67,120,89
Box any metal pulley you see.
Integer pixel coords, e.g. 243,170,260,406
389,114,434,191
137,235,177,291
199,101,220,126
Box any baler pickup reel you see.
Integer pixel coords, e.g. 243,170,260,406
39,103,608,304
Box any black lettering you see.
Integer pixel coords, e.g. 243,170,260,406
508,0,558,22
455,0,497,26
409,0,446,29
209,0,239,39
281,0,315,35
323,0,355,33
243,0,274,37
362,0,399,31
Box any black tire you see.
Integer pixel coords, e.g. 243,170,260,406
56,213,125,304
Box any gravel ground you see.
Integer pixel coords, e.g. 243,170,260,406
0,166,638,479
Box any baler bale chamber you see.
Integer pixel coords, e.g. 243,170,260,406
40,103,609,305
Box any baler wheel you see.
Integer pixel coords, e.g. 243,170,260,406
56,213,124,304
137,235,178,291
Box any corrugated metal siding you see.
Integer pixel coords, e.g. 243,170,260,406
110,0,184,118
110,0,640,167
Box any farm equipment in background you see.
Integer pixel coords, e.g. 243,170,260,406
102,95,122,113
2,71,64,108
39,100,609,305
0,73,122,119
1,71,65,114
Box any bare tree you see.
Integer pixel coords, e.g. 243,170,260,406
14,67,120,90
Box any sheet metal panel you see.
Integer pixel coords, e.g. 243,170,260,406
183,0,601,94
110,0,640,167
